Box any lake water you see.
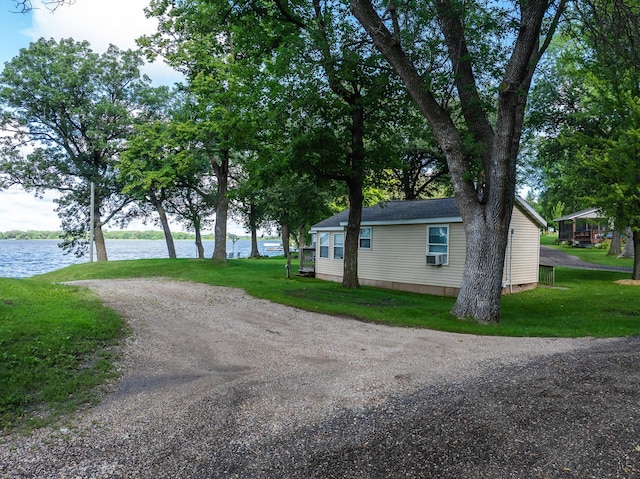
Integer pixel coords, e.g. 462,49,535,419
0,239,283,278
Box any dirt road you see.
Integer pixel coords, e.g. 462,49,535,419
1,278,639,478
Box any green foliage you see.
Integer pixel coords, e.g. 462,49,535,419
527,2,640,231
35,257,640,338
0,38,155,257
0,278,128,431
0,230,64,240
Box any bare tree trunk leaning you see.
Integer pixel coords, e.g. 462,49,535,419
152,197,176,259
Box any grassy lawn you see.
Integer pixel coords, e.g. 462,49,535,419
36,256,640,338
3,248,638,432
0,278,128,432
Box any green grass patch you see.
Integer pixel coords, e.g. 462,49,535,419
35,256,640,338
540,233,559,246
0,278,128,432
4,254,638,433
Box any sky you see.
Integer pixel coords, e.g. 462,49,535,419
0,0,196,232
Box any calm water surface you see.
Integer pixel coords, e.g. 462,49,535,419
0,239,281,278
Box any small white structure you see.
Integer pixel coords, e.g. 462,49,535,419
310,196,546,297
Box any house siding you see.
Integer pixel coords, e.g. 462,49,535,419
357,223,466,289
502,206,541,288
312,201,542,296
314,231,346,278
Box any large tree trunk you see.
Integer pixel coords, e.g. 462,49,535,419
620,227,635,258
151,195,176,259
92,190,108,261
281,220,290,259
298,224,306,270
212,152,229,262
608,229,622,256
281,220,291,277
342,106,365,289
350,0,554,321
249,203,260,258
450,198,513,321
343,177,363,288
194,219,205,259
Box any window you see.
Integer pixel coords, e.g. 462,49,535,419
427,225,448,264
319,233,329,258
310,232,316,248
359,227,372,249
333,233,344,259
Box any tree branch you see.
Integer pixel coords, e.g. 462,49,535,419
434,0,494,166
272,0,306,29
349,0,478,201
11,0,74,13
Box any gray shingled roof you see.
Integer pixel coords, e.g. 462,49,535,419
554,207,601,222
312,198,461,228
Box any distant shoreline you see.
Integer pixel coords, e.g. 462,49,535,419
0,231,280,241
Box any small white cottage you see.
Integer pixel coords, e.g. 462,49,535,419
309,196,546,297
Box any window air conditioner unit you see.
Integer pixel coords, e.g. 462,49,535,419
426,253,445,266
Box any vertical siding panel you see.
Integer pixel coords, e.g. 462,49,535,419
503,207,541,285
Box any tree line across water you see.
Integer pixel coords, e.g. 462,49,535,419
0,230,252,241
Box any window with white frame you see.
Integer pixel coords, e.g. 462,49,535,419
310,232,316,248
427,225,449,264
319,233,329,258
333,233,344,259
359,227,372,249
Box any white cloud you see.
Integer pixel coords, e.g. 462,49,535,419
25,0,183,85
27,0,156,51
0,188,61,231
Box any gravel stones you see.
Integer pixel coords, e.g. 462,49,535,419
1,279,638,478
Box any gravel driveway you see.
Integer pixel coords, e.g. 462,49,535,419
540,245,634,273
2,278,639,478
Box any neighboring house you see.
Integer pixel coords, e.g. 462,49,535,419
554,208,608,245
309,196,546,297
